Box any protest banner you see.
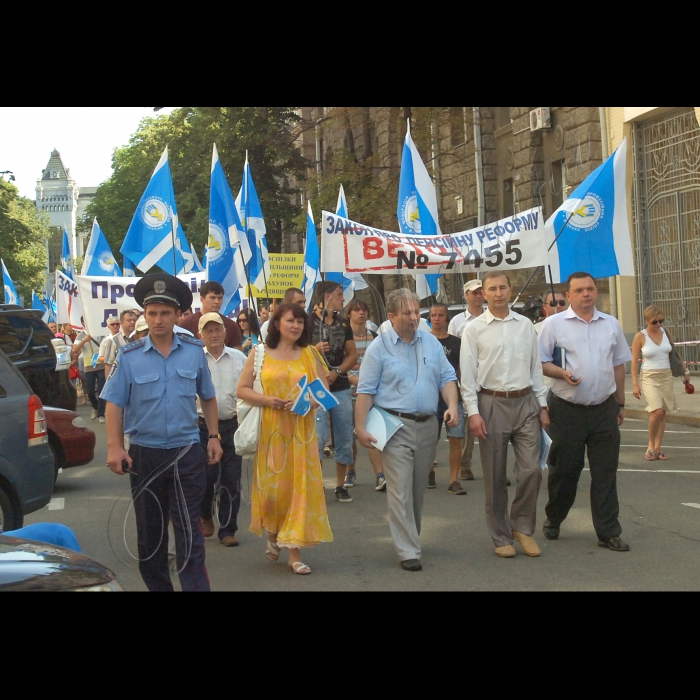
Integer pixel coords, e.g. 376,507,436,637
320,207,548,276
248,253,304,298
55,269,84,328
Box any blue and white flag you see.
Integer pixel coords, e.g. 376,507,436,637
122,255,136,277
301,201,320,312
308,378,340,410
120,146,187,275
201,245,208,273
235,153,270,291
61,228,74,280
32,291,51,323
2,259,19,305
176,222,195,274
397,121,441,299
190,243,204,273
209,143,244,315
83,218,122,276
291,375,311,417
545,138,634,283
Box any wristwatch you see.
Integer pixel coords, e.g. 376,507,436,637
208,434,221,440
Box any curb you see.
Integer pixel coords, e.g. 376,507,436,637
625,408,700,428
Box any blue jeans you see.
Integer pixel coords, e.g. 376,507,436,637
316,388,354,466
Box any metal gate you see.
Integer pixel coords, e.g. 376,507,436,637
632,107,700,369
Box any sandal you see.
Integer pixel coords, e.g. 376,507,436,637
290,561,311,575
645,450,655,461
265,539,281,562
656,452,668,461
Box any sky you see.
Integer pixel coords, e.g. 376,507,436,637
0,107,177,200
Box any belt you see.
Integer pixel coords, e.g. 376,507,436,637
551,393,613,408
382,408,433,423
479,387,531,399
199,416,236,424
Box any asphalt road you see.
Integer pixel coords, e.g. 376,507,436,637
26,406,700,591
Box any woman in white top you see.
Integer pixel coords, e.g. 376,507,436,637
631,305,690,460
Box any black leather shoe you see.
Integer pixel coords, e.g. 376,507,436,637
598,536,630,552
400,559,422,571
542,519,560,540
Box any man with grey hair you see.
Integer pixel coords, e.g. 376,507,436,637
355,288,459,572
103,309,138,379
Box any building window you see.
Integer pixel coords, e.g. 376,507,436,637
495,107,511,131
450,107,465,148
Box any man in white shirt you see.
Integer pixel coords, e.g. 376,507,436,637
103,310,138,379
461,271,549,558
197,312,247,547
538,272,632,552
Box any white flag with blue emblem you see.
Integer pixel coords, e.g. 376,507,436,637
83,218,122,276
397,120,441,299
209,144,243,314
61,228,75,280
545,138,634,283
2,259,20,305
301,201,319,311
120,146,187,275
235,153,270,292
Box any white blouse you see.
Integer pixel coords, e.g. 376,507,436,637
641,328,671,371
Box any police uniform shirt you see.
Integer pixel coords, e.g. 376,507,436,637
100,333,216,449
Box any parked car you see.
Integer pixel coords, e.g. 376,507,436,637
0,305,77,411
0,534,123,591
0,348,54,530
44,407,96,482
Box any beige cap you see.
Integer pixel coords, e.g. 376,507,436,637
463,279,483,293
129,316,149,338
198,312,225,333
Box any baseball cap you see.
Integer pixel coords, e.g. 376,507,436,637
198,312,225,333
130,316,148,337
463,279,483,293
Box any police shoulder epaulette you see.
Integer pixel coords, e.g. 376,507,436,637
179,334,205,347
122,338,146,352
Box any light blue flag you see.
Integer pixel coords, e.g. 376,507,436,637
175,222,196,274
235,153,270,291
190,243,204,273
397,120,441,299
291,375,311,417
122,255,136,277
209,144,244,315
32,291,46,312
301,201,319,312
308,378,340,410
83,218,122,276
545,138,634,283
120,146,187,275
201,245,208,272
61,228,74,280
2,259,20,305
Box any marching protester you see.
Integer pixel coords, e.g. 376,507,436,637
631,305,690,461
460,271,549,558
310,281,358,502
177,281,243,351
103,310,138,379
355,289,459,572
260,288,306,342
72,317,106,422
258,305,270,326
346,297,385,492
428,303,467,495
538,272,632,552
237,302,333,575
130,315,150,340
236,308,260,356
197,313,246,547
101,273,222,592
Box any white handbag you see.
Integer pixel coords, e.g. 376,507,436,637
234,343,265,456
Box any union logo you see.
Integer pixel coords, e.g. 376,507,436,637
141,197,169,229
207,223,226,263
98,252,115,273
569,193,604,231
401,195,421,233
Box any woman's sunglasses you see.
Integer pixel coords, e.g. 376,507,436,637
549,300,566,307
651,319,664,325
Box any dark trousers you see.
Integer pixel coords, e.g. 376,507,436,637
545,394,622,540
129,442,210,592
198,417,241,539
85,370,106,417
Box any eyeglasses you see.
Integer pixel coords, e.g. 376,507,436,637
549,300,566,307
651,319,664,325
108,323,119,327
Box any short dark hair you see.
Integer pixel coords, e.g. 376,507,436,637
199,281,224,298
347,298,369,315
283,288,305,303
566,271,596,289
120,309,137,322
236,307,260,336
481,270,512,288
266,303,310,349
310,281,341,309
543,289,564,304
430,302,449,314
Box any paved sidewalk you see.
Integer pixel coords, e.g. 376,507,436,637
625,371,700,427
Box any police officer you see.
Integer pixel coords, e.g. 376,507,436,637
101,273,223,592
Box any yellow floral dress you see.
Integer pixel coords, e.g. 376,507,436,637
250,346,333,548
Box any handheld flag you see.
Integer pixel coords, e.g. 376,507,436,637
301,201,320,311
397,120,441,299
308,378,340,410
120,146,187,275
61,228,75,280
208,143,243,315
122,255,136,277
235,153,270,291
2,260,20,305
83,218,122,276
545,138,634,283
291,375,311,416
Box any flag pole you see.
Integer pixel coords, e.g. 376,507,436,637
246,156,272,305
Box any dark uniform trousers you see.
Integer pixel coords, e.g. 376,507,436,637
545,393,622,540
129,442,210,592
198,417,241,539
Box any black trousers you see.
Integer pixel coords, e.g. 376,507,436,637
85,370,106,417
545,394,622,540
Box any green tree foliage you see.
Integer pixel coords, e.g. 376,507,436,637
85,108,310,270
0,177,49,302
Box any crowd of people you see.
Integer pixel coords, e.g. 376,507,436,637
57,268,690,591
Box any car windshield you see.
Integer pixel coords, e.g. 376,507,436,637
0,314,52,358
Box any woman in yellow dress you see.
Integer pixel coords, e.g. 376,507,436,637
237,302,333,574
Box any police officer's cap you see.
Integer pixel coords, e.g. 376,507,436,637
134,273,193,311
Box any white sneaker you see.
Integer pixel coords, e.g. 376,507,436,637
99,416,105,423
91,409,98,420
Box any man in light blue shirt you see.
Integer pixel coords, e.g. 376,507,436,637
355,289,459,572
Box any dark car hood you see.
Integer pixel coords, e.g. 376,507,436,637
0,535,117,591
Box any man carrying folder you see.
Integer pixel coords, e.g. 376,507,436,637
355,289,459,572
